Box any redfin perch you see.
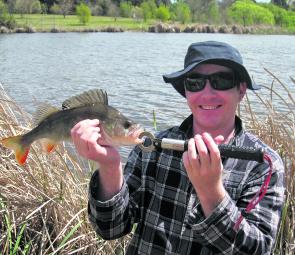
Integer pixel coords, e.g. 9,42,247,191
0,89,143,165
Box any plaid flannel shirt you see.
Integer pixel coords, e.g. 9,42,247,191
88,115,285,255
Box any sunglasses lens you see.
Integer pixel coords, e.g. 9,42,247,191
185,78,206,92
211,72,236,90
185,72,236,92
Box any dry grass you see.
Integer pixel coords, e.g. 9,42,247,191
239,69,295,254
0,71,294,254
0,84,130,254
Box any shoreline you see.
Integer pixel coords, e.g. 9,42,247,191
0,23,294,35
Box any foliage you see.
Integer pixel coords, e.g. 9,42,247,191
140,0,157,21
50,3,60,14
105,2,119,17
170,0,191,24
76,2,91,25
262,3,288,26
282,9,295,27
0,0,15,28
229,0,275,26
57,0,73,18
271,0,288,8
208,0,220,24
13,0,42,15
31,0,41,14
156,4,170,21
0,198,32,254
120,1,133,18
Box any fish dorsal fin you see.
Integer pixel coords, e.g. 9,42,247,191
62,89,108,110
32,103,59,126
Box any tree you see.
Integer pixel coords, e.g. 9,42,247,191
106,1,119,17
218,0,234,23
6,0,16,14
208,0,220,24
156,3,170,21
58,0,73,18
0,0,9,22
15,0,33,16
262,3,287,26
229,0,274,26
140,0,157,21
170,1,191,24
76,2,91,24
31,0,41,13
271,0,288,8
120,1,132,17
185,0,217,22
282,9,295,27
0,0,15,28
131,6,143,20
50,3,60,13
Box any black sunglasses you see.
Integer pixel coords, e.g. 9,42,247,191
184,72,238,92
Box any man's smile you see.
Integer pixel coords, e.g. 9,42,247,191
199,105,221,110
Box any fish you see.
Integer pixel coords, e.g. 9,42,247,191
0,89,143,165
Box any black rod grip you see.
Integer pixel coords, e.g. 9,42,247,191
156,138,264,163
218,144,265,163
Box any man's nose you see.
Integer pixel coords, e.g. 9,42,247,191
202,79,216,93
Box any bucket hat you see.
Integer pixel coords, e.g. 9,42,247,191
163,41,261,97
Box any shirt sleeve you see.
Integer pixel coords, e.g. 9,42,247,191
87,147,143,240
187,152,285,254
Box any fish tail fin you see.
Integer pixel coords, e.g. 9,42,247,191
0,135,30,165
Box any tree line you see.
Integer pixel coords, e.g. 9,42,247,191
0,0,294,29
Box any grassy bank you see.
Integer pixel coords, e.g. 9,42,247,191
14,14,155,32
0,71,294,254
2,14,292,34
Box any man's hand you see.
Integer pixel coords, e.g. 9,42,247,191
71,119,121,169
71,119,123,200
183,132,226,217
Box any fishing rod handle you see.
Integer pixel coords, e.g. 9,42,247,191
158,138,265,163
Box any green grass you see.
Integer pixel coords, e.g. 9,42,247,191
12,14,294,34
14,14,156,32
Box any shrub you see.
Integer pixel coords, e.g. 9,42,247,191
170,1,191,24
0,0,16,29
156,4,170,22
76,3,91,25
229,0,274,26
140,0,157,21
120,1,132,18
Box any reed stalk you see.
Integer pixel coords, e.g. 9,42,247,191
0,72,294,254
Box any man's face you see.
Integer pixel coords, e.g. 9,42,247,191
185,64,247,132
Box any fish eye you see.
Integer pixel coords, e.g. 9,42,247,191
123,120,132,129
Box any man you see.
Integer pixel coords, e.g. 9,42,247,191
71,41,285,254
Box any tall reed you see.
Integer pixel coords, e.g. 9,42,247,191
0,71,294,254
0,84,130,254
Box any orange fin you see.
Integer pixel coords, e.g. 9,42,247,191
0,135,30,165
40,138,57,153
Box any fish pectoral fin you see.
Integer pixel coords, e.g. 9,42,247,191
0,135,30,165
40,138,57,153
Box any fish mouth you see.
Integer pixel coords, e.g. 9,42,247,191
128,125,144,144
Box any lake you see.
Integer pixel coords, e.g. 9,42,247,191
0,32,294,160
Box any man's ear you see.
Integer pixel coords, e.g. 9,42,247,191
239,82,247,101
